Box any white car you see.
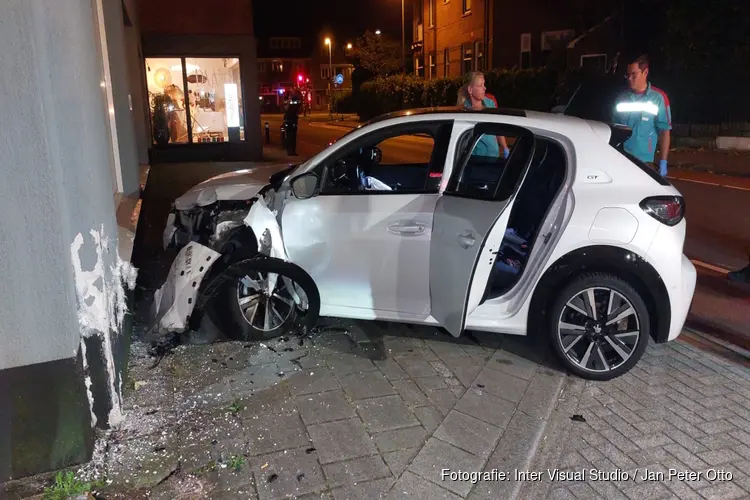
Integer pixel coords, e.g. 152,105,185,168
151,107,696,380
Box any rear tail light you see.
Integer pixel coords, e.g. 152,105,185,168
640,196,685,226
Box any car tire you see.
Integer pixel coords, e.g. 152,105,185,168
208,258,320,342
548,272,649,381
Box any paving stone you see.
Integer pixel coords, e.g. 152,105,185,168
409,438,484,497
426,388,458,416
331,477,396,500
566,482,600,499
489,350,539,380
373,359,408,380
696,482,748,500
394,355,438,378
473,365,530,404
414,405,444,433
430,361,453,378
455,387,516,428
387,471,462,500
621,481,671,500
356,395,419,433
448,385,465,397
545,487,577,500
322,455,391,488
244,411,311,456
414,376,448,393
337,371,396,401
326,353,377,375
295,390,357,425
697,448,743,466
632,433,674,449
307,418,377,464
252,446,326,500
440,356,484,387
287,369,341,397
517,369,564,418
433,410,502,458
383,448,419,476
391,379,429,407
373,425,428,453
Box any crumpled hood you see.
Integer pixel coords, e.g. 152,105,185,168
174,164,289,210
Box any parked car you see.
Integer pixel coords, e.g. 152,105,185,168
151,107,696,380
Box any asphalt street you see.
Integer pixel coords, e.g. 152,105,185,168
264,114,750,347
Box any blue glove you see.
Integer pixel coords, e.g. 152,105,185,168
503,148,510,159
659,159,668,176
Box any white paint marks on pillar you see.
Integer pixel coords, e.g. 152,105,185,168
79,339,97,429
70,225,138,429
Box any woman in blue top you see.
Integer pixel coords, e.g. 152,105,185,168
457,71,510,159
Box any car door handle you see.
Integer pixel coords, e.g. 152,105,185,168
388,222,425,236
457,231,476,249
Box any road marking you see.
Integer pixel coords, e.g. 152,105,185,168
690,259,731,274
667,176,750,191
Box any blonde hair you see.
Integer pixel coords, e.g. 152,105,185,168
456,71,485,107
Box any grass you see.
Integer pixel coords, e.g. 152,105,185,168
228,455,245,472
227,399,243,414
43,471,105,500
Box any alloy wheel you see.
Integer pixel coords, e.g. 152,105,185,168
236,271,305,332
556,286,640,373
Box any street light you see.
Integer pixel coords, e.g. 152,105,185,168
325,37,333,116
346,42,353,50
375,29,381,35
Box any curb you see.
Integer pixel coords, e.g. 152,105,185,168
682,327,750,363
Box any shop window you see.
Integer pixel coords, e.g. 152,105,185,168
145,57,244,145
145,58,188,144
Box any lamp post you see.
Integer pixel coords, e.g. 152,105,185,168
401,0,405,73
324,37,332,116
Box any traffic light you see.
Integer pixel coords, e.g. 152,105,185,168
297,73,304,83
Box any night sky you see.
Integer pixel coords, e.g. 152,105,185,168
253,0,409,46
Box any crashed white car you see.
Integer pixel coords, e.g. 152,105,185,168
152,107,696,380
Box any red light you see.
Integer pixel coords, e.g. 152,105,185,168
297,74,303,82
307,93,312,101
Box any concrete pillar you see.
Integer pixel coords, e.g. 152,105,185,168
0,0,135,481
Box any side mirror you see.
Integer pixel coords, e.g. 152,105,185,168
289,172,320,200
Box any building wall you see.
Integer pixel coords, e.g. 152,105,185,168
137,0,254,35
0,0,136,480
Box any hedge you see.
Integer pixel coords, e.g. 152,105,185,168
355,68,560,121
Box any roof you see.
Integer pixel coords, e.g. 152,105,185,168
356,107,603,138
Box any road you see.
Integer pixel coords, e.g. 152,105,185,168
265,114,750,346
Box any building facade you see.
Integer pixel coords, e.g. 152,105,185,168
257,36,312,113
0,0,259,482
311,36,355,111
412,0,620,78
137,0,262,163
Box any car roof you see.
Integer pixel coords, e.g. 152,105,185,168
362,106,600,137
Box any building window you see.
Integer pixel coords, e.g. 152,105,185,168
443,47,450,76
581,54,607,72
321,66,332,80
416,0,423,25
474,41,484,71
272,60,283,72
428,53,436,78
520,33,531,69
541,29,575,65
462,44,473,74
258,61,266,73
415,56,424,77
428,0,434,27
145,57,244,145
463,0,471,13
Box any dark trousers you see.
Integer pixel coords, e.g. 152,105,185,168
284,122,298,154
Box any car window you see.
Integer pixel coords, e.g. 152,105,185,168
447,126,534,201
319,122,452,196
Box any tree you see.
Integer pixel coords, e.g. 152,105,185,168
351,31,402,76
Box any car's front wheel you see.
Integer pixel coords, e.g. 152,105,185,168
208,258,320,341
548,273,649,380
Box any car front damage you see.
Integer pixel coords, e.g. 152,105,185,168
148,164,310,338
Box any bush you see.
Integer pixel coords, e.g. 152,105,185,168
355,68,559,120
331,91,356,113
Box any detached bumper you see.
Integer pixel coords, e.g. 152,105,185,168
150,241,221,334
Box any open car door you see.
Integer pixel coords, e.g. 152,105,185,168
429,123,536,336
